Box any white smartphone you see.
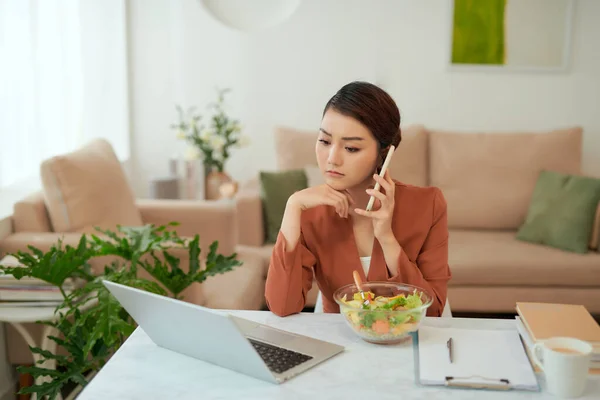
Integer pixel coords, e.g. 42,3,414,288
365,145,396,211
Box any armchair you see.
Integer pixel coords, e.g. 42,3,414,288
0,139,265,365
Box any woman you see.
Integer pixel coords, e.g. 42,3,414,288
265,81,451,317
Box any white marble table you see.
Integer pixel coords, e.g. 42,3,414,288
78,311,600,400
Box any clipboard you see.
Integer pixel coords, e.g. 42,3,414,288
412,322,541,392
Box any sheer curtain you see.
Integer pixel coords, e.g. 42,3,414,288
0,0,129,190
0,0,84,188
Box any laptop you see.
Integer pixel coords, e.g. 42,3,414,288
102,280,344,384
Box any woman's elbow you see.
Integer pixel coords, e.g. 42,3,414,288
265,302,298,317
427,305,443,317
264,293,298,317
426,296,445,317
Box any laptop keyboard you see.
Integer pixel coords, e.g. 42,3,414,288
248,338,313,374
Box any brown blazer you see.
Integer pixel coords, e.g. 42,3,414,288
265,181,451,317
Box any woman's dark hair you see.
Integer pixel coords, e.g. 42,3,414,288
323,81,401,167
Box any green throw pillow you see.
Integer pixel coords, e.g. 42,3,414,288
516,170,600,253
260,169,308,244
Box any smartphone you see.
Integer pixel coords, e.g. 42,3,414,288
365,145,396,211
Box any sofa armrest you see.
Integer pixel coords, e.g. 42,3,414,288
235,183,264,247
136,199,237,254
0,217,12,241
201,248,266,310
1,232,85,255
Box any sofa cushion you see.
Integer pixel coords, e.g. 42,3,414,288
274,124,428,187
448,286,600,314
259,169,308,243
40,138,142,232
429,127,582,229
236,244,273,277
274,126,319,171
448,230,600,287
12,191,52,233
391,124,428,187
235,178,265,247
516,171,600,253
201,250,267,310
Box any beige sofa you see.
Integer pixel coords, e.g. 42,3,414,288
0,139,266,365
236,125,600,315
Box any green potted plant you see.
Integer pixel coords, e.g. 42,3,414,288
0,223,242,400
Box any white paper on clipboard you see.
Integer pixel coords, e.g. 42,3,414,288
416,325,539,391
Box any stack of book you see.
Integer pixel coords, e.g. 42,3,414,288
0,255,73,307
516,302,600,374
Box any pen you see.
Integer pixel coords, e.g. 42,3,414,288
447,337,453,363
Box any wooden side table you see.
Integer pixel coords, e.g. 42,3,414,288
0,298,97,400
0,321,16,400
0,305,65,400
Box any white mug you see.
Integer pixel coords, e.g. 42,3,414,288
532,337,592,398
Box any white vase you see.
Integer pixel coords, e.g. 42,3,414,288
171,158,205,200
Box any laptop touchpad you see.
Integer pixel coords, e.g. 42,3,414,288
247,326,296,346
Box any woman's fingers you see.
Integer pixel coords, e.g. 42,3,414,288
340,192,350,217
330,187,353,218
374,173,392,194
344,190,355,206
323,192,341,217
342,192,355,217
328,190,348,218
354,206,388,219
354,208,375,218
366,188,386,203
373,197,382,211
337,194,347,218
337,194,347,217
385,169,394,185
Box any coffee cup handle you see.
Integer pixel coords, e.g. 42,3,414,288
532,343,545,372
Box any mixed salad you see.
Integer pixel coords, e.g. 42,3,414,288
338,290,425,337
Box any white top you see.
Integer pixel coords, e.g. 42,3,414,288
76,311,599,399
359,256,371,276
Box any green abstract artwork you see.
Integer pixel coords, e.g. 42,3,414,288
450,0,572,69
452,0,506,65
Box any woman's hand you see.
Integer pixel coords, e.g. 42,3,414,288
288,185,355,218
281,184,354,251
354,170,395,241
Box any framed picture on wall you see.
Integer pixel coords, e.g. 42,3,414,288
448,0,575,72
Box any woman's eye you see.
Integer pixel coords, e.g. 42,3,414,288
318,139,330,145
346,147,359,153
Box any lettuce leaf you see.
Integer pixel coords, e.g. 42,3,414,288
404,292,423,309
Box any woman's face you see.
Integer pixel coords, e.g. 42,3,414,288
316,109,379,191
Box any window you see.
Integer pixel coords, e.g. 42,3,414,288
0,0,129,189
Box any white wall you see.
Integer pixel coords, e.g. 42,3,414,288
128,0,600,197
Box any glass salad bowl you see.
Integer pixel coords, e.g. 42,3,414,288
333,282,433,345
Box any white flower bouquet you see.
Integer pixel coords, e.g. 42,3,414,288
172,88,249,173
